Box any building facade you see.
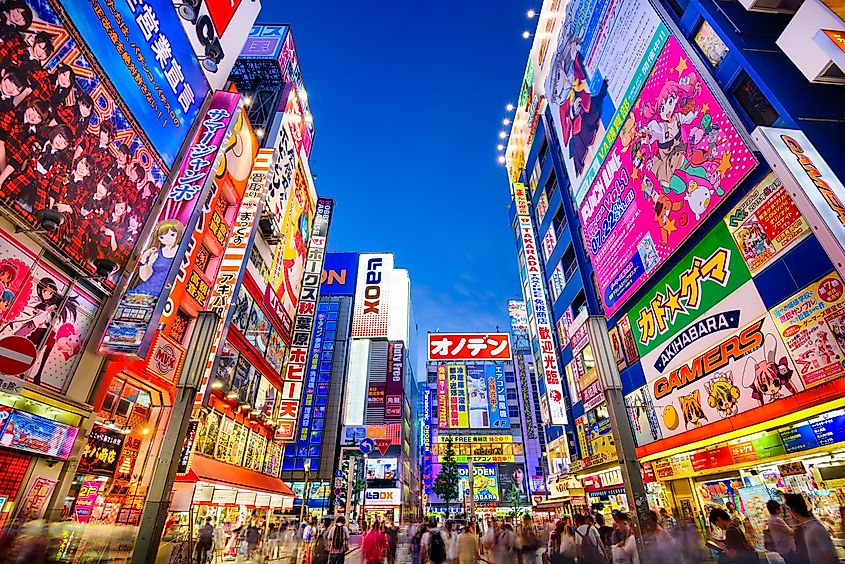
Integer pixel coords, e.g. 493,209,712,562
504,0,845,533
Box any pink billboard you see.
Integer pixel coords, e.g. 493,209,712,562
579,36,756,316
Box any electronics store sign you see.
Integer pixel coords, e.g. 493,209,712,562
364,488,401,506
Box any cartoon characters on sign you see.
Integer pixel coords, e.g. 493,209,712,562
547,35,606,176
127,219,185,296
743,333,800,407
705,372,741,417
678,389,707,429
0,0,165,278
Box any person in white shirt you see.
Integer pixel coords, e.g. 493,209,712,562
765,499,796,560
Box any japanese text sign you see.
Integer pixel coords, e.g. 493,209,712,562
427,333,512,361
99,91,240,358
580,36,756,316
78,425,126,476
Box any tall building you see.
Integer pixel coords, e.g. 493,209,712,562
503,0,845,534
331,252,421,523
424,331,535,518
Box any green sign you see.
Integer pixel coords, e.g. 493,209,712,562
626,222,752,357
752,433,787,460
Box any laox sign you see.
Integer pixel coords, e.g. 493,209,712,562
363,257,384,314
365,491,395,501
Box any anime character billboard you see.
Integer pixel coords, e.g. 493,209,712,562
544,0,668,206
0,227,98,393
0,0,170,282
579,36,756,316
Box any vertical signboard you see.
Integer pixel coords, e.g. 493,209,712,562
487,364,510,430
579,35,756,316
100,92,241,357
276,198,333,441
437,365,448,429
466,365,490,428
508,300,530,352
59,0,211,167
296,305,327,470
514,183,567,425
351,254,393,338
385,341,405,421
447,364,469,428
197,148,271,402
753,127,845,279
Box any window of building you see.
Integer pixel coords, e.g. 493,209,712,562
552,205,567,239
572,290,587,317
664,0,690,18
544,170,558,200
507,391,518,401
509,406,520,419
505,374,516,384
694,20,729,67
538,138,549,166
734,73,780,126
562,246,577,281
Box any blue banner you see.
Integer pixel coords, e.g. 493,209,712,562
60,0,210,167
321,252,359,296
487,364,509,429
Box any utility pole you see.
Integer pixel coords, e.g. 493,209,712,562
467,458,475,521
131,312,219,564
586,316,652,558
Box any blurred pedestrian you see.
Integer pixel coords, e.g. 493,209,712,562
245,520,262,560
196,516,214,564
642,511,681,564
326,516,350,564
363,521,387,564
708,507,758,564
549,520,576,564
610,513,638,564
497,524,518,564
764,500,795,563
574,514,607,564
519,515,542,564
458,522,479,564
784,493,837,564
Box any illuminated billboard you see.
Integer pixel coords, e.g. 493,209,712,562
173,0,260,90
514,184,567,425
427,333,512,361
447,364,469,428
351,254,393,338
545,0,669,207
385,341,405,421
0,0,171,279
366,458,398,480
321,253,359,296
58,0,210,167
579,35,756,316
99,92,241,357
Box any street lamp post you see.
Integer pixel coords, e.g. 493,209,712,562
362,454,368,526
300,458,311,525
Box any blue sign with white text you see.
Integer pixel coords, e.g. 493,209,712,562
321,253,359,296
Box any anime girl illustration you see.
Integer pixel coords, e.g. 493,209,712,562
743,333,800,407
739,223,774,264
128,219,184,295
281,174,314,316
637,233,660,272
0,260,17,292
705,372,741,417
30,305,80,387
643,173,686,244
547,34,606,176
678,389,707,429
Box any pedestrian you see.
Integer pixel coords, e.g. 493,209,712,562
764,500,795,563
658,509,677,535
519,515,542,564
482,517,500,564
643,510,682,564
196,517,214,564
458,522,479,564
784,493,837,564
326,516,350,564
416,523,430,564
428,522,449,564
246,520,262,560
497,524,518,564
708,507,759,563
363,522,387,564
446,522,459,564
610,513,638,564
574,514,607,564
386,522,399,564
595,514,614,549
548,520,576,564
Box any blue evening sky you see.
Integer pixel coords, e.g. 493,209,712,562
259,3,533,370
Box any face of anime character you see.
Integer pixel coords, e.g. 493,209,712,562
7,8,26,27
75,159,90,178
159,227,178,248
79,103,91,118
659,93,678,121
0,270,13,285
57,71,71,89
40,284,55,301
1,75,22,97
33,42,48,61
56,330,80,357
24,106,42,124
0,297,9,313
756,362,781,397
52,134,69,151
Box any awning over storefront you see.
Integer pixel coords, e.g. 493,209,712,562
175,456,295,497
533,498,569,511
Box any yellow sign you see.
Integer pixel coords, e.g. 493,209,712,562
513,182,529,217
454,455,515,463
436,435,514,444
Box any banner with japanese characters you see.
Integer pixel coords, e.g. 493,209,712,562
770,273,845,389
437,365,448,429
514,183,567,425
580,36,757,316
487,363,510,430
723,173,810,275
276,198,333,441
99,92,241,358
447,364,469,429
385,341,405,421
427,333,512,361
627,222,752,359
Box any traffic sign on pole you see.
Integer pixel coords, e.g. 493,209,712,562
0,336,37,376
359,438,375,455
375,439,390,456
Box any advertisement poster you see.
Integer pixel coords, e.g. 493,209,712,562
365,458,398,481
498,463,529,503
487,363,510,430
385,341,405,421
73,480,102,523
17,477,55,520
469,464,500,503
437,366,448,429
609,326,627,370
0,409,78,458
724,173,809,275
466,365,490,428
100,92,240,356
78,425,125,476
625,386,663,447
447,365,469,428
770,273,845,388
427,333,512,361
580,35,757,316
268,156,317,344
545,0,669,206
351,253,393,339
0,232,100,393
627,222,752,358
579,369,604,412
0,1,170,279
617,315,639,364
643,300,801,439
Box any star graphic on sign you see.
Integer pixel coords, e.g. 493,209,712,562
631,168,639,180
701,103,709,114
675,57,688,75
664,218,677,237
717,151,734,176
663,284,687,323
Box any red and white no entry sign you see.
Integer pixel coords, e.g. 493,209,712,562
0,336,37,376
